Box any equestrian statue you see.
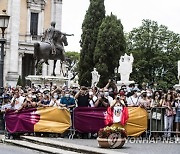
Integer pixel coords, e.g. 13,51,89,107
34,21,74,76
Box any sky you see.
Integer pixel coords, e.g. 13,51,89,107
61,0,180,52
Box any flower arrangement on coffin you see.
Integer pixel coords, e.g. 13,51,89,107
97,126,127,148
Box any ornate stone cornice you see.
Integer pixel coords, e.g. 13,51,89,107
26,0,46,10
54,0,62,4
41,0,46,10
27,0,31,8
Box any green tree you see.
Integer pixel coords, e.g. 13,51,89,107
79,0,105,86
65,51,80,77
127,19,180,89
94,13,126,87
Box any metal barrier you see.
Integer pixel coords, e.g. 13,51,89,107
68,109,76,139
0,111,11,139
149,107,180,138
5,106,180,139
0,112,5,134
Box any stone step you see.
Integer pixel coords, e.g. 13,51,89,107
21,136,126,154
3,138,78,154
0,134,4,143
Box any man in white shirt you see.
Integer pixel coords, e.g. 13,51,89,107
127,90,140,106
11,89,25,110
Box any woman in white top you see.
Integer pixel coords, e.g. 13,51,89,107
88,91,97,107
49,93,60,107
139,92,151,109
127,90,140,107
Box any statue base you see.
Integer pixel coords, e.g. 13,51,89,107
174,84,180,90
116,80,135,90
25,75,68,87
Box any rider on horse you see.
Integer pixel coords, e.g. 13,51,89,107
41,21,56,55
41,21,74,65
42,21,74,54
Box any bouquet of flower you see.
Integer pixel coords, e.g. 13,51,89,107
98,126,127,139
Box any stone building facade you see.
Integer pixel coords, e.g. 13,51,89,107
0,0,63,87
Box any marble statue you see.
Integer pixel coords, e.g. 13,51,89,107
118,53,134,82
91,68,100,87
34,21,74,76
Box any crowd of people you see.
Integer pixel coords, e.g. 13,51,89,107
0,79,180,140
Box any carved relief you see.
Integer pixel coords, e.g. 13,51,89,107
54,0,62,4
26,0,46,10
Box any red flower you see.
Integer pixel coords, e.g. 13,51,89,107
98,126,127,139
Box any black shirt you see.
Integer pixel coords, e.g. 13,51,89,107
77,94,89,107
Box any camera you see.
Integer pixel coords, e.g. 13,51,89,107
117,95,120,100
32,91,38,94
101,93,104,97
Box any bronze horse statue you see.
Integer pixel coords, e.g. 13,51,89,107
34,30,68,76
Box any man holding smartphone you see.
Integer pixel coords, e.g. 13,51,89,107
75,86,89,107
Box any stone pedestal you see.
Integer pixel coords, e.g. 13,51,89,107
25,75,68,87
6,72,19,87
174,84,180,90
116,80,135,90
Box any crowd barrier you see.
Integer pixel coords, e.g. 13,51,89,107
0,112,5,131
149,107,180,138
4,106,147,137
74,107,147,136
5,107,71,133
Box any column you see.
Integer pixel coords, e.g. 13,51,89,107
4,0,12,86
26,7,31,42
6,0,21,87
52,0,63,76
54,0,62,31
38,10,42,36
6,0,12,40
51,0,55,22
40,10,44,35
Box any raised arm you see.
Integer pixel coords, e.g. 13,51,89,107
62,32,74,36
75,90,81,99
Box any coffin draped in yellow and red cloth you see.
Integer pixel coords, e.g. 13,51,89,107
5,107,147,136
112,107,148,136
74,107,147,136
5,107,71,133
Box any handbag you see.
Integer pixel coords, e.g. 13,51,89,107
173,107,176,115
152,112,161,120
166,108,176,116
